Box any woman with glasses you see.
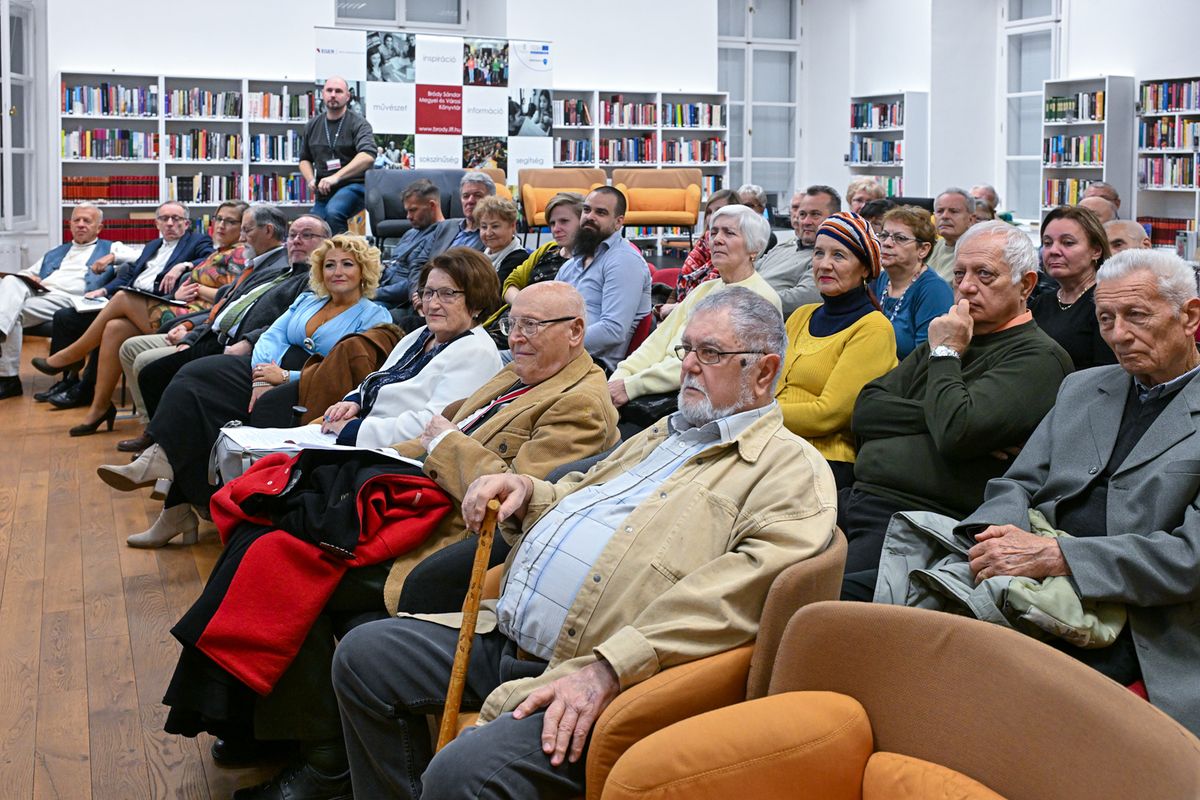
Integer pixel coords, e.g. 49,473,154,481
775,212,898,490
873,205,954,358
32,200,250,436
96,234,390,548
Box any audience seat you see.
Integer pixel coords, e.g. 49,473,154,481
602,602,1200,800
625,313,654,356
611,168,702,246
363,167,511,242
518,168,607,239
649,267,681,289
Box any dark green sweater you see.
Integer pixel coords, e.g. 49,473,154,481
851,319,1073,517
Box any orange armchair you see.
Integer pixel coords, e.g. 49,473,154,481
518,167,607,228
603,602,1200,800
612,168,702,243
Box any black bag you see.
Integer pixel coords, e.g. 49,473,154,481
618,391,678,430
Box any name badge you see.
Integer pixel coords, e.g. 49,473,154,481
325,158,342,171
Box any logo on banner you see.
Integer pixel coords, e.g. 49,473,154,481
416,85,463,135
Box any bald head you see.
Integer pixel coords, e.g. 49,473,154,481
508,281,587,385
1079,196,1117,224
517,281,586,322
1105,219,1152,254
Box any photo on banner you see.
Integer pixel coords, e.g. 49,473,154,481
509,87,553,137
463,40,508,87
464,136,507,174
366,31,416,83
373,134,415,169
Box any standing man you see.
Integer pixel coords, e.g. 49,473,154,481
554,186,651,370
755,185,838,319
299,77,377,235
927,187,978,283
0,203,139,399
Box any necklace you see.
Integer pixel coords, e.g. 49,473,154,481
1056,279,1095,311
884,265,925,321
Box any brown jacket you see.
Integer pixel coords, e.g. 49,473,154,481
381,349,619,611
296,324,405,424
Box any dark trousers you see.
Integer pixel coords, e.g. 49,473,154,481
137,332,223,419
333,617,587,800
49,306,99,386
838,486,908,601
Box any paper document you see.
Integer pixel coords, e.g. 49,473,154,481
70,295,108,312
218,423,422,466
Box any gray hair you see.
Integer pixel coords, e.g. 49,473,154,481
291,214,332,238
691,286,788,391
937,187,977,214
971,184,1001,209
460,171,497,195
249,203,289,242
955,220,1037,284
72,202,103,222
157,200,189,218
710,204,771,259
1098,248,1198,311
736,183,767,208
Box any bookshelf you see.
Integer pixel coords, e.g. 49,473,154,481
1039,75,1134,220
550,89,729,255
1135,75,1200,248
845,91,928,198
59,72,316,242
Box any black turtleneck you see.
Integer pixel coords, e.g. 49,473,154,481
809,284,875,337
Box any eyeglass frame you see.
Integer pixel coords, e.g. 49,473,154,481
418,287,467,303
213,215,242,227
877,230,918,245
498,315,578,337
673,343,767,366
156,214,188,224
287,230,325,242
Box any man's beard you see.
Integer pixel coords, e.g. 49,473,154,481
676,373,754,427
573,224,607,258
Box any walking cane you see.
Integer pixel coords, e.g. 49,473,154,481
436,498,501,752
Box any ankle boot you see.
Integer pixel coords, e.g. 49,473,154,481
126,505,198,549
97,443,173,500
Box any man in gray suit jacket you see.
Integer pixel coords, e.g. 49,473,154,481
959,247,1200,737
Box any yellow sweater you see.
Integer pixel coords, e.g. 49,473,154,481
775,304,897,464
612,270,782,399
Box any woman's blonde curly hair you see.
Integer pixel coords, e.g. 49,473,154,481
308,234,383,298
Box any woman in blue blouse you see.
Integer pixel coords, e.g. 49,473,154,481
97,234,390,548
872,205,954,359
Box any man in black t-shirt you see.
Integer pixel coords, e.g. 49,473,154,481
299,77,377,235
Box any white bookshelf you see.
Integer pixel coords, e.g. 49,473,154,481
846,91,928,197
58,72,316,241
1039,75,1134,219
1134,75,1200,248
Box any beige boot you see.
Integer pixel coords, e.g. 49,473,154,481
97,443,173,500
126,504,198,549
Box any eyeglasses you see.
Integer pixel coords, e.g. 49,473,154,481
673,343,766,366
240,223,261,235
419,287,466,303
214,216,241,226
877,231,917,245
287,231,324,241
498,315,576,337
156,214,188,224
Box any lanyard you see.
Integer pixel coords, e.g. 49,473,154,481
324,113,346,149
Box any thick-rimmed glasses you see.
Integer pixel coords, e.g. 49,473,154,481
498,315,576,337
673,344,765,365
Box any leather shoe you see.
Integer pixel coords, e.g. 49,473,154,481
231,762,351,800
48,381,94,410
0,376,21,400
34,377,72,402
211,737,297,767
117,431,154,453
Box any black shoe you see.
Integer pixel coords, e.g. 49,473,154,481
0,376,21,400
31,355,83,376
211,737,297,767
68,404,117,437
48,381,94,410
34,377,74,402
231,762,351,800
117,431,154,453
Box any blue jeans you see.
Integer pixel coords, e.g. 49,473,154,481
311,182,366,235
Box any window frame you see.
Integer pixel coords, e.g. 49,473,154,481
1,0,37,231
333,0,466,32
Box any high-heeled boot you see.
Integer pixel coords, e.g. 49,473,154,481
126,504,198,549
96,443,173,500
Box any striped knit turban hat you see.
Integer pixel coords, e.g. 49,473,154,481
815,211,882,280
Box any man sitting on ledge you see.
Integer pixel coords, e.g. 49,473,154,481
332,287,837,799
957,248,1200,737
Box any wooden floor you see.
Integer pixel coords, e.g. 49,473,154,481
0,338,283,799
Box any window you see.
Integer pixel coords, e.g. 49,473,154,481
999,0,1061,221
718,0,800,214
334,0,463,30
1,0,35,229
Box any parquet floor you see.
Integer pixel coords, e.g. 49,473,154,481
0,337,282,799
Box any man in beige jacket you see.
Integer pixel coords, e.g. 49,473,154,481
332,287,838,799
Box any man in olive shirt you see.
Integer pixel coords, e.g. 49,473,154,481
299,77,377,235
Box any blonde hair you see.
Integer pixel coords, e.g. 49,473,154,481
847,178,886,203
473,195,519,226
308,234,383,298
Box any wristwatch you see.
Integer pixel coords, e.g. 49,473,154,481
929,345,961,360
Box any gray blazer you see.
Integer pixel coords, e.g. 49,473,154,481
960,365,1200,737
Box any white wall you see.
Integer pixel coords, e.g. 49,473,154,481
1062,0,1198,80
799,0,853,194
848,0,931,97
928,0,997,192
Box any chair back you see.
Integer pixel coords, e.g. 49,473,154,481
365,168,467,238
518,168,607,227
626,313,655,357
770,602,1200,800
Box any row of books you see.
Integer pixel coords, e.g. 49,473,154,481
64,218,160,243
873,176,904,196
1138,118,1200,150
248,173,312,204
1138,155,1196,189
1140,79,1200,114
848,136,902,165
850,101,904,130
62,128,158,160
662,102,724,128
1137,216,1197,248
246,90,317,122
554,137,593,163
164,89,242,119
61,82,158,116
701,176,723,197
166,173,243,204
662,137,726,163
1042,178,1092,207
249,132,304,163
553,99,592,127
597,135,655,163
598,97,657,127
1045,92,1105,122
61,175,159,202
164,130,242,161
1042,134,1104,166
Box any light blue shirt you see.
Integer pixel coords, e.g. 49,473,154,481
251,291,390,379
496,402,774,659
554,229,651,369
